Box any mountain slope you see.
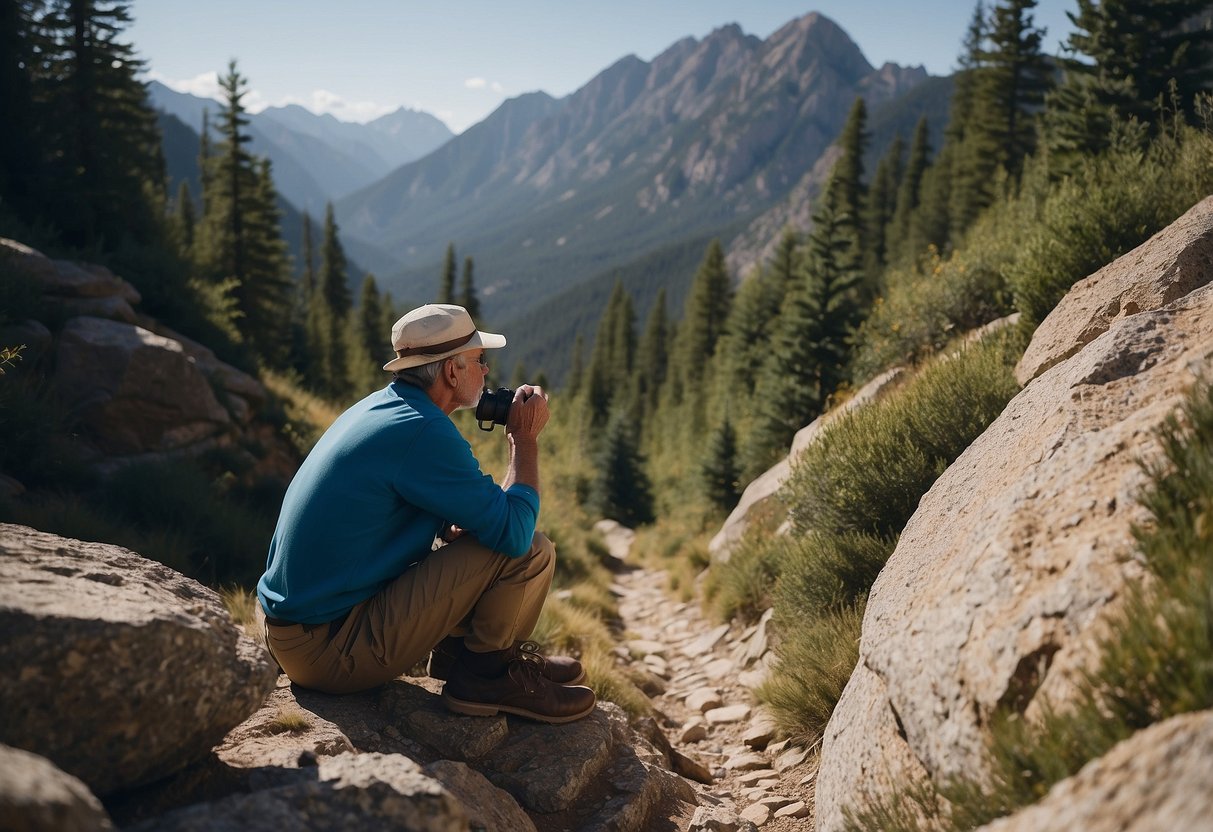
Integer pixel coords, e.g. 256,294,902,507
148,82,453,213
338,13,929,324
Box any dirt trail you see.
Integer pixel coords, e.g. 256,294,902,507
608,562,818,830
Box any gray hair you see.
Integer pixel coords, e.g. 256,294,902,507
393,353,466,389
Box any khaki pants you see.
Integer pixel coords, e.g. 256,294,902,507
261,531,555,694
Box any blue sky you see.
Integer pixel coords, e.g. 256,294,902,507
129,1,1078,133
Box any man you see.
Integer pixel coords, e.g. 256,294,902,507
257,303,595,724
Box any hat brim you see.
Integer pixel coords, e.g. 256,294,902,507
382,330,507,372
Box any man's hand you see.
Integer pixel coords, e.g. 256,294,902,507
506,384,550,442
441,524,466,543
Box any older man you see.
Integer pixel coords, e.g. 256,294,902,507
257,304,595,724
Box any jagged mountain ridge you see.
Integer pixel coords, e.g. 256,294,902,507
148,81,453,216
338,12,928,327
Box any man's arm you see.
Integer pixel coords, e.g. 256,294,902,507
502,385,549,494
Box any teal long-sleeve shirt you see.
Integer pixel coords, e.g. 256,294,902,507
257,380,540,624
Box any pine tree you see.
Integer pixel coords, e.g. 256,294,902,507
346,273,385,391
672,240,732,400
833,97,870,246
1044,0,1213,168
862,137,902,276
459,255,480,319
174,180,196,251
701,416,740,511
0,1,43,220
947,2,991,238
745,187,862,477
888,117,931,263
588,408,655,527
770,226,802,297
970,0,1052,184
635,288,669,414
31,0,164,249
438,243,456,303
237,158,291,363
584,281,632,422
312,202,352,397
567,333,585,396
195,60,291,363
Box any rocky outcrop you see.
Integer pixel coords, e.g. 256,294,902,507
975,711,1213,832
709,367,904,563
0,237,289,482
816,197,1213,829
0,744,114,832
128,752,470,832
1017,196,1213,384
0,525,278,796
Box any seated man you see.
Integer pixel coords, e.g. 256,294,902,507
257,303,595,724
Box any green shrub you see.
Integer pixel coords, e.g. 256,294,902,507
704,533,783,623
785,330,1023,539
1009,125,1213,330
772,531,896,623
844,379,1213,831
757,604,864,744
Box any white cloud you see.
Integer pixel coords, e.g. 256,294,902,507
280,89,397,123
464,77,487,90
152,70,223,101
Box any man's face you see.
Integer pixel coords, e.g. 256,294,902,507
454,349,490,409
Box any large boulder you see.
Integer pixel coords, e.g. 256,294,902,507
975,710,1213,832
816,204,1213,827
128,752,470,832
1017,195,1213,384
0,525,278,796
0,744,114,832
53,316,231,455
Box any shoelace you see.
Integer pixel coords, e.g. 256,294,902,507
506,645,546,694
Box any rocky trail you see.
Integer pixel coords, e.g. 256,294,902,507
598,523,817,831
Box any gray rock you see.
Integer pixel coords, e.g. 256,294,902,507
0,320,52,367
0,743,114,831
215,687,357,770
0,525,278,795
478,705,618,812
380,679,508,761
424,760,536,832
53,317,230,455
688,805,759,832
976,711,1213,832
818,206,1213,826
1017,195,1213,384
0,238,57,284
128,752,469,832
58,294,136,324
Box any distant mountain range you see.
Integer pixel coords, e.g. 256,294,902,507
148,13,951,384
333,13,948,381
148,81,452,214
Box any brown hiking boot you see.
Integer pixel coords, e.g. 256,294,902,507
429,638,587,685
442,649,596,724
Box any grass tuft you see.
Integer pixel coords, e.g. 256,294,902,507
267,707,312,735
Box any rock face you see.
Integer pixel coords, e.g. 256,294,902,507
0,237,289,482
1017,196,1213,384
709,367,904,562
0,525,278,796
975,711,1213,832
816,197,1213,829
0,744,114,832
129,752,470,832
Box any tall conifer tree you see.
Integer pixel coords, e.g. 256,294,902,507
459,255,480,319
33,0,163,249
313,201,352,396
672,240,732,401
1044,0,1213,168
439,243,456,303
889,117,931,263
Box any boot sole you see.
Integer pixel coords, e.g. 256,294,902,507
442,689,596,724
431,665,588,686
